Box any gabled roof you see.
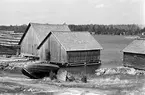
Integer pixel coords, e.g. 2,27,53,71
18,23,70,45
38,31,103,51
122,39,145,54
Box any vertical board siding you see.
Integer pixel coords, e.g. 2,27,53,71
61,46,67,63
39,38,49,61
21,26,32,54
50,35,61,62
67,50,100,63
39,34,67,63
123,52,145,70
21,26,39,56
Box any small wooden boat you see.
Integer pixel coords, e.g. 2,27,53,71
21,63,59,79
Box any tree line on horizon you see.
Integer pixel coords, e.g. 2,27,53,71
0,24,145,35
69,24,144,35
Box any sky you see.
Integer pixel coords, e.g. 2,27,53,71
0,0,144,25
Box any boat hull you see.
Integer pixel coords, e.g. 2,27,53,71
21,63,59,79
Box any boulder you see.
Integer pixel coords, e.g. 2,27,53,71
105,68,118,75
66,73,75,82
95,68,107,76
57,69,67,82
81,75,87,83
95,66,142,76
49,71,57,80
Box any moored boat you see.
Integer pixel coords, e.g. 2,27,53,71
21,63,59,79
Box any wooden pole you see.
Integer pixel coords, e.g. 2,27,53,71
81,62,87,83
84,62,87,76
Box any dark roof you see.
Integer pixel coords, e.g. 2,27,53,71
122,39,145,54
18,23,70,45
38,31,103,51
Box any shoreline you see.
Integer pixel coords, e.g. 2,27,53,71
0,58,145,94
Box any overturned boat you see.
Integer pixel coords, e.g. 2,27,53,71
21,63,59,79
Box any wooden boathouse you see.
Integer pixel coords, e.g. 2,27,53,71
122,38,145,70
37,31,103,67
18,23,70,58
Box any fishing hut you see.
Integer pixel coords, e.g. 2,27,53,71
122,37,145,70
37,31,103,74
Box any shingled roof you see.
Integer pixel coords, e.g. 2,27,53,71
38,31,103,51
19,23,70,45
122,39,145,54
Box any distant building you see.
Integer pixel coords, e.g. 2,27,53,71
122,38,145,70
37,31,103,65
18,23,71,58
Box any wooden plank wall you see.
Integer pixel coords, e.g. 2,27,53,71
49,35,67,63
21,26,39,56
39,35,50,61
39,34,67,63
123,52,145,70
67,50,100,63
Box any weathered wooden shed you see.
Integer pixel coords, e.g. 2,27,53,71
18,23,70,58
37,31,103,66
122,38,145,70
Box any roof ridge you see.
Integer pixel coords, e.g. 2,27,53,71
30,22,68,26
52,31,89,33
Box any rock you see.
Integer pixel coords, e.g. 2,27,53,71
81,75,87,83
49,71,57,80
43,77,51,81
66,73,75,82
0,62,9,70
117,67,131,74
95,68,107,76
136,70,145,75
95,66,142,76
57,69,67,82
105,68,118,75
127,68,136,75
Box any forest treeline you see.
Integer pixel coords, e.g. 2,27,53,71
69,24,145,35
0,25,27,33
0,24,145,35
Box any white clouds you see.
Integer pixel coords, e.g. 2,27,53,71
3,0,42,3
95,4,105,8
119,0,126,2
130,0,141,3
0,0,143,25
119,0,143,3
87,0,101,4
61,0,78,4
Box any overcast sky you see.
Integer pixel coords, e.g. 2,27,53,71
0,0,144,25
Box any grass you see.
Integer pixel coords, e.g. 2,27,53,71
93,35,134,68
